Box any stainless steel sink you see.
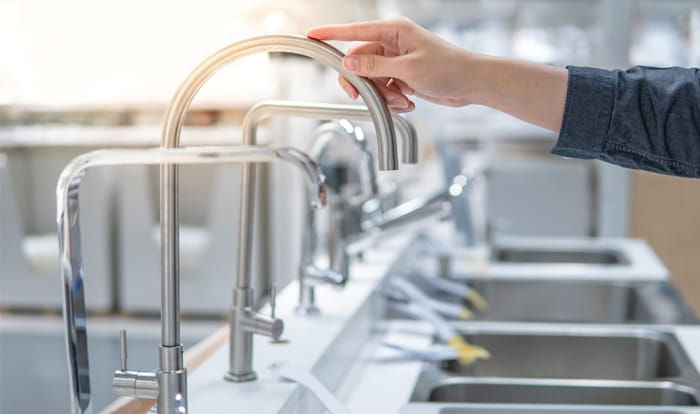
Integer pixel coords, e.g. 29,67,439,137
436,407,695,414
438,327,694,381
492,247,629,265
409,326,700,407
461,280,697,324
400,403,699,414
419,378,699,406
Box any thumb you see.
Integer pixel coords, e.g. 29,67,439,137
342,54,398,78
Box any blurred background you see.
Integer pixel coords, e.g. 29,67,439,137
1,0,700,412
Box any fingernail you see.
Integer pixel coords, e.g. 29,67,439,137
343,56,359,71
390,97,409,109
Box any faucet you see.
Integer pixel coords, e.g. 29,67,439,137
341,173,472,263
59,146,326,414
297,116,419,314
298,121,376,315
158,35,403,385
236,100,418,315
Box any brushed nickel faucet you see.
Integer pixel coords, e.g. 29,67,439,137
298,115,421,314
158,35,402,385
237,100,419,315
59,146,326,414
344,173,472,257
297,120,376,315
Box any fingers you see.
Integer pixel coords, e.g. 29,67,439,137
392,78,415,96
342,54,405,78
306,20,406,46
338,75,359,100
337,74,401,100
373,78,412,110
347,42,397,57
337,74,414,112
390,101,416,114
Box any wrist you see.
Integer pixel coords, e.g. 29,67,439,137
466,53,506,107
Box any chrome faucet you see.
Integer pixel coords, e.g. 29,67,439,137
298,121,377,315
158,35,403,383
237,100,418,315
340,173,473,264
59,146,326,414
297,116,419,314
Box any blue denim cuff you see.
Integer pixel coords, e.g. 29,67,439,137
551,66,616,159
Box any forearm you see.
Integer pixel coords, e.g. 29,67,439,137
553,66,700,178
471,55,569,132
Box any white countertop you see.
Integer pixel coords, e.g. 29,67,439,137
416,225,669,281
186,234,414,413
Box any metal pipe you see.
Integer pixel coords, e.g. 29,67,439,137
58,146,326,414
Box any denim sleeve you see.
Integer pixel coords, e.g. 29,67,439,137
551,65,700,178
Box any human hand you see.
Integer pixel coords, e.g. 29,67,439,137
306,18,479,113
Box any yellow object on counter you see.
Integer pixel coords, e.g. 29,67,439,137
447,335,491,366
458,307,474,320
467,289,489,312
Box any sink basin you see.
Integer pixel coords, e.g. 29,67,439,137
492,247,628,265
400,403,697,413
462,280,697,324
437,408,693,414
438,327,694,381
420,378,699,406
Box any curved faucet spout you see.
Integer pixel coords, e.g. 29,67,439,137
244,100,418,165
161,35,398,167
310,120,379,200
58,146,325,414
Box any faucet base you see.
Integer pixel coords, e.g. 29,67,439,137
224,370,258,382
295,304,321,316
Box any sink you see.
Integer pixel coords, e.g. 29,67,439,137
461,280,697,324
437,327,694,381
399,403,698,413
408,327,700,407
437,408,693,414
492,247,628,265
419,378,699,406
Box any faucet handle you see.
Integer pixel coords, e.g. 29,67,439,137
119,329,128,371
113,329,160,399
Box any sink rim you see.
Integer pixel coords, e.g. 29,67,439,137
414,376,700,406
401,402,700,414
491,246,630,265
435,377,700,390
458,279,698,325
440,323,700,382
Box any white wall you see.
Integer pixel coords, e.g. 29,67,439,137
0,0,376,107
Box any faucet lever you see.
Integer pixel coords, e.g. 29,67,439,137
119,329,128,371
113,328,159,399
